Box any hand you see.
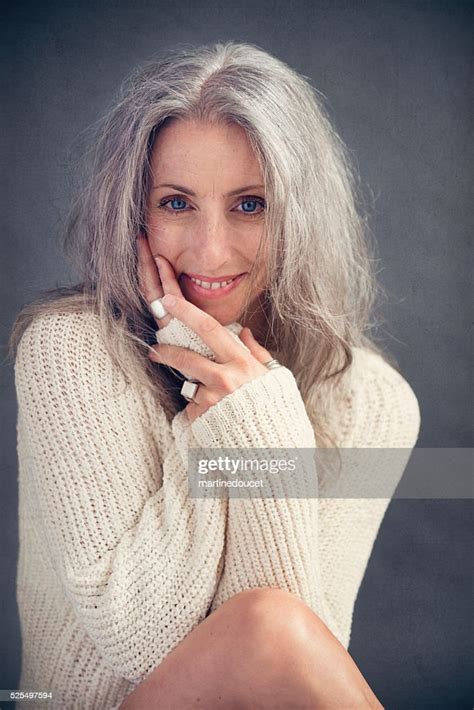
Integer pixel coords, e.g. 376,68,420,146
136,231,183,330
148,295,275,422
136,234,275,423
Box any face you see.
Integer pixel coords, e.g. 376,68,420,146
146,119,268,329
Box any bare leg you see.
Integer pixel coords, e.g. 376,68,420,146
119,588,384,710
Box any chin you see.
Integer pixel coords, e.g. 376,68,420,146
211,312,240,326
200,304,241,326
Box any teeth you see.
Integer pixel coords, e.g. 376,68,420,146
189,276,236,289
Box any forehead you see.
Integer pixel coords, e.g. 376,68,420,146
150,119,262,183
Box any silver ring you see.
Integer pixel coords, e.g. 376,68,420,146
181,380,200,403
264,358,282,369
149,298,168,320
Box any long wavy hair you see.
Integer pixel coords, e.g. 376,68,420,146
8,40,398,448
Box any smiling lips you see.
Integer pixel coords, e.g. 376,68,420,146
182,272,247,298
185,271,245,283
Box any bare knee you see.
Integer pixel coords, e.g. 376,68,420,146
214,587,330,670
218,588,375,708
223,587,329,641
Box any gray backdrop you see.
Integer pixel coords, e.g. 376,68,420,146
1,1,472,707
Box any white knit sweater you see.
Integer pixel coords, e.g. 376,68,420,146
14,311,421,709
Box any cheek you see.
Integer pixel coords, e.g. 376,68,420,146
145,217,183,259
239,224,265,257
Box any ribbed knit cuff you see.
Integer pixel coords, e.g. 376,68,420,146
156,318,250,359
190,366,316,449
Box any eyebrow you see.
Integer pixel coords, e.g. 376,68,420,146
152,183,265,197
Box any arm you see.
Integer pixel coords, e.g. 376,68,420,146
189,365,337,632
158,317,333,631
14,311,227,684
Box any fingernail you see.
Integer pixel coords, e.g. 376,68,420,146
150,299,168,320
162,294,176,308
154,255,162,269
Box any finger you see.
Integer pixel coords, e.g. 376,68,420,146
148,343,220,387
154,255,184,299
183,402,199,424
184,397,215,424
137,232,163,304
159,294,249,364
238,328,274,365
136,234,173,328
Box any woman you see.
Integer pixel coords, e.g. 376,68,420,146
10,41,420,709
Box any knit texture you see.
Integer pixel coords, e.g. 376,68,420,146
156,317,250,357
14,311,421,709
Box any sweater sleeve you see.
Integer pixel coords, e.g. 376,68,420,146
189,367,336,630
155,317,340,638
14,312,227,684
156,317,250,357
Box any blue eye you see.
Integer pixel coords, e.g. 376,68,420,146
160,197,188,211
237,197,266,214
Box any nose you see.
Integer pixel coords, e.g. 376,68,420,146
191,210,235,272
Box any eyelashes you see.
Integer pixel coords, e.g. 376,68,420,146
157,195,266,216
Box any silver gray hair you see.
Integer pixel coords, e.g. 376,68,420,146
10,40,397,448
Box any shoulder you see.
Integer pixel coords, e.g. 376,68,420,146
350,346,419,409
16,309,103,353
317,346,421,448
16,309,105,369
15,310,174,457
14,310,129,405
345,346,421,448
350,346,415,390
